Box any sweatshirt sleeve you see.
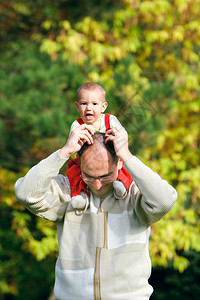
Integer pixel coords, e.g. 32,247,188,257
14,151,71,222
124,156,178,227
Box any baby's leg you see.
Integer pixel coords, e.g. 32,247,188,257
66,157,89,214
114,165,133,199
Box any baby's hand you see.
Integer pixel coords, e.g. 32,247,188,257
105,127,132,163
59,124,94,158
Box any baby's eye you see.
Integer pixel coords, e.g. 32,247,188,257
93,102,98,105
80,102,87,105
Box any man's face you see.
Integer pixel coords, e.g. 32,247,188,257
80,145,121,198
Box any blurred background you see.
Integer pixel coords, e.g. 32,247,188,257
0,0,199,299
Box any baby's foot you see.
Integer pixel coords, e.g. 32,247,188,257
71,193,89,215
113,180,127,199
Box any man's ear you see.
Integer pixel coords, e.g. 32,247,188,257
117,158,123,170
101,101,108,113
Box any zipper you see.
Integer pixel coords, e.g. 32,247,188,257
104,212,108,249
94,247,102,300
94,201,108,299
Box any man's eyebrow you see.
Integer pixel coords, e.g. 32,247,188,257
82,171,113,178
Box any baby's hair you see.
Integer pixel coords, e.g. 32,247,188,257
76,82,106,101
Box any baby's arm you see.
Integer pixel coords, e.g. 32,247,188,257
69,120,81,134
109,115,132,198
109,114,123,129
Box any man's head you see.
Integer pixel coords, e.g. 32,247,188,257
78,133,123,197
75,82,108,125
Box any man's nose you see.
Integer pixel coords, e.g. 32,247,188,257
93,179,103,190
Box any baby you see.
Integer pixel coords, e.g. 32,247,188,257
67,82,133,214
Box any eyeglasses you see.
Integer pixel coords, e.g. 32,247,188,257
81,174,114,182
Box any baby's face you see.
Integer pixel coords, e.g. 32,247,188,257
76,89,107,125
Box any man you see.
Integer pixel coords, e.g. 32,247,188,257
15,125,177,300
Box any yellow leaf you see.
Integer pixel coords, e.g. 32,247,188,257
61,20,71,31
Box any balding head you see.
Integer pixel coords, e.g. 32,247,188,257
78,133,122,197
78,133,118,165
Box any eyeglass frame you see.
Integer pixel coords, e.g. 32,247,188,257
81,172,115,183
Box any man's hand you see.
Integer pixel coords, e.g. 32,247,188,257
105,127,132,163
59,125,94,159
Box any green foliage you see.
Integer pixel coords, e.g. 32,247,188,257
150,250,200,300
0,41,87,171
0,168,57,298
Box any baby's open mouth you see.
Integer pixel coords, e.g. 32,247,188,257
85,113,94,122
